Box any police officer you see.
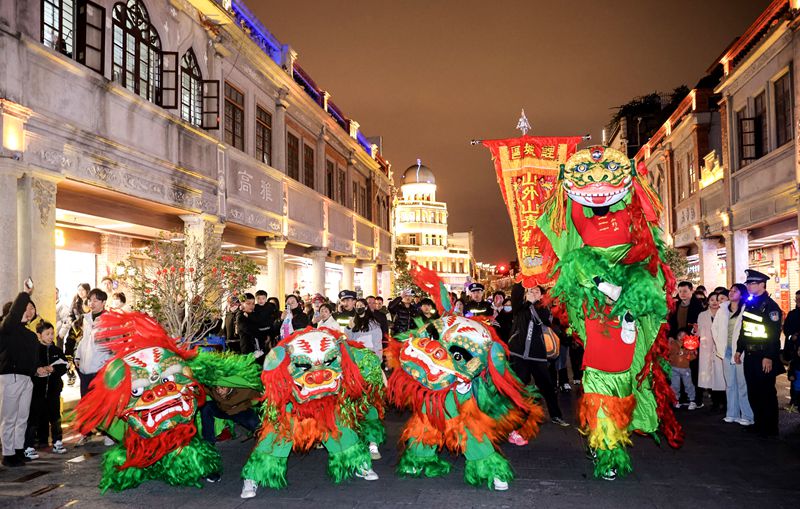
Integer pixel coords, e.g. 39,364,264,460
334,290,357,330
463,282,492,317
734,269,784,437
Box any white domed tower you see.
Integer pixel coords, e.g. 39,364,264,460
393,160,472,289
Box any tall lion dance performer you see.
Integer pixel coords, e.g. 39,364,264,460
73,311,262,492
240,326,385,498
386,263,544,491
537,146,682,480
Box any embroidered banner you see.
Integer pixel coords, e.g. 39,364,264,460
482,136,584,287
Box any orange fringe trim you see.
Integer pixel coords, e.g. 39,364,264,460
578,393,636,432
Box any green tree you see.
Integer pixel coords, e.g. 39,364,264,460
664,246,689,282
392,247,423,298
117,229,260,344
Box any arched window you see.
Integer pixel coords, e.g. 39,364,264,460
181,49,202,126
112,1,162,102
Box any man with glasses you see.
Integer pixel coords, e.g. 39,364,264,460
735,269,784,437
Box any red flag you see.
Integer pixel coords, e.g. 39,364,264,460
482,136,583,287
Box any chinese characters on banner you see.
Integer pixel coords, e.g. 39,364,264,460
482,136,584,287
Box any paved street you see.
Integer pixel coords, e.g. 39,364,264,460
2,386,799,509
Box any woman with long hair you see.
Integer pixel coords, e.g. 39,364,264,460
722,283,754,425
697,291,727,412
346,298,383,359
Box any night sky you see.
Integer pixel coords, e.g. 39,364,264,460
250,0,771,264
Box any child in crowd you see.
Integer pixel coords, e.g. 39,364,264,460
669,327,698,410
24,321,68,459
787,344,800,413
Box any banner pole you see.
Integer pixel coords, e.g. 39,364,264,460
470,133,592,146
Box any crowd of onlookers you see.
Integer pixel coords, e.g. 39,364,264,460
667,279,800,434
2,274,796,468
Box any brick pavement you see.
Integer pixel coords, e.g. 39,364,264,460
1,387,799,509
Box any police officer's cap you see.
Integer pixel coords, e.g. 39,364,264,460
338,289,357,300
468,282,485,292
744,269,770,284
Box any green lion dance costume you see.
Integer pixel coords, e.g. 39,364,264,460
387,263,544,491
537,146,682,480
240,326,385,496
73,312,261,492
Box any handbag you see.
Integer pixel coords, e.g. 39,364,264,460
531,306,560,359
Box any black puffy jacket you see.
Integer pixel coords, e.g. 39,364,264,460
388,297,420,335
0,292,40,377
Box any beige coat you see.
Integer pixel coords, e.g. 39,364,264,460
697,308,726,390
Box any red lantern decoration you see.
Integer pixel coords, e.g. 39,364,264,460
682,335,700,351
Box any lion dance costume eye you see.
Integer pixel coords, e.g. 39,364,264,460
386,263,545,490
538,146,683,480
73,312,262,492
241,327,385,489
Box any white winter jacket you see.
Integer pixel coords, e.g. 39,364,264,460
74,312,112,375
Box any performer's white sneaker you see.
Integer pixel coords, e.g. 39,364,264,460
368,442,381,460
620,313,637,344
493,478,509,491
597,281,622,301
355,466,379,481
240,479,258,498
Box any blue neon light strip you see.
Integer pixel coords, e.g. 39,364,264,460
230,0,373,157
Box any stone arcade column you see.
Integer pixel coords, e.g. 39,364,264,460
697,237,721,290
18,173,60,323
180,214,225,302
0,166,20,305
340,256,356,292
723,230,750,286
180,214,225,260
308,248,328,296
266,237,288,299
0,100,30,306
361,261,377,297
379,266,392,298
272,88,289,173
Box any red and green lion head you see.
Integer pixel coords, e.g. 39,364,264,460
257,327,384,450
73,312,203,468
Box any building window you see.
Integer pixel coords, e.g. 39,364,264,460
687,152,697,196
255,106,272,165
775,73,793,147
337,168,346,205
675,158,686,201
180,49,202,127
737,108,756,169
224,82,244,150
287,133,300,180
753,92,767,157
360,184,368,218
42,0,75,56
303,145,315,188
112,0,162,102
325,160,335,200
408,233,417,245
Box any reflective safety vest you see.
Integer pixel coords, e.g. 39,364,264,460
741,310,768,340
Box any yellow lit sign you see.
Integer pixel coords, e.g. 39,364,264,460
55,228,65,248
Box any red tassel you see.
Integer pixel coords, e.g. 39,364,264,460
636,323,684,448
